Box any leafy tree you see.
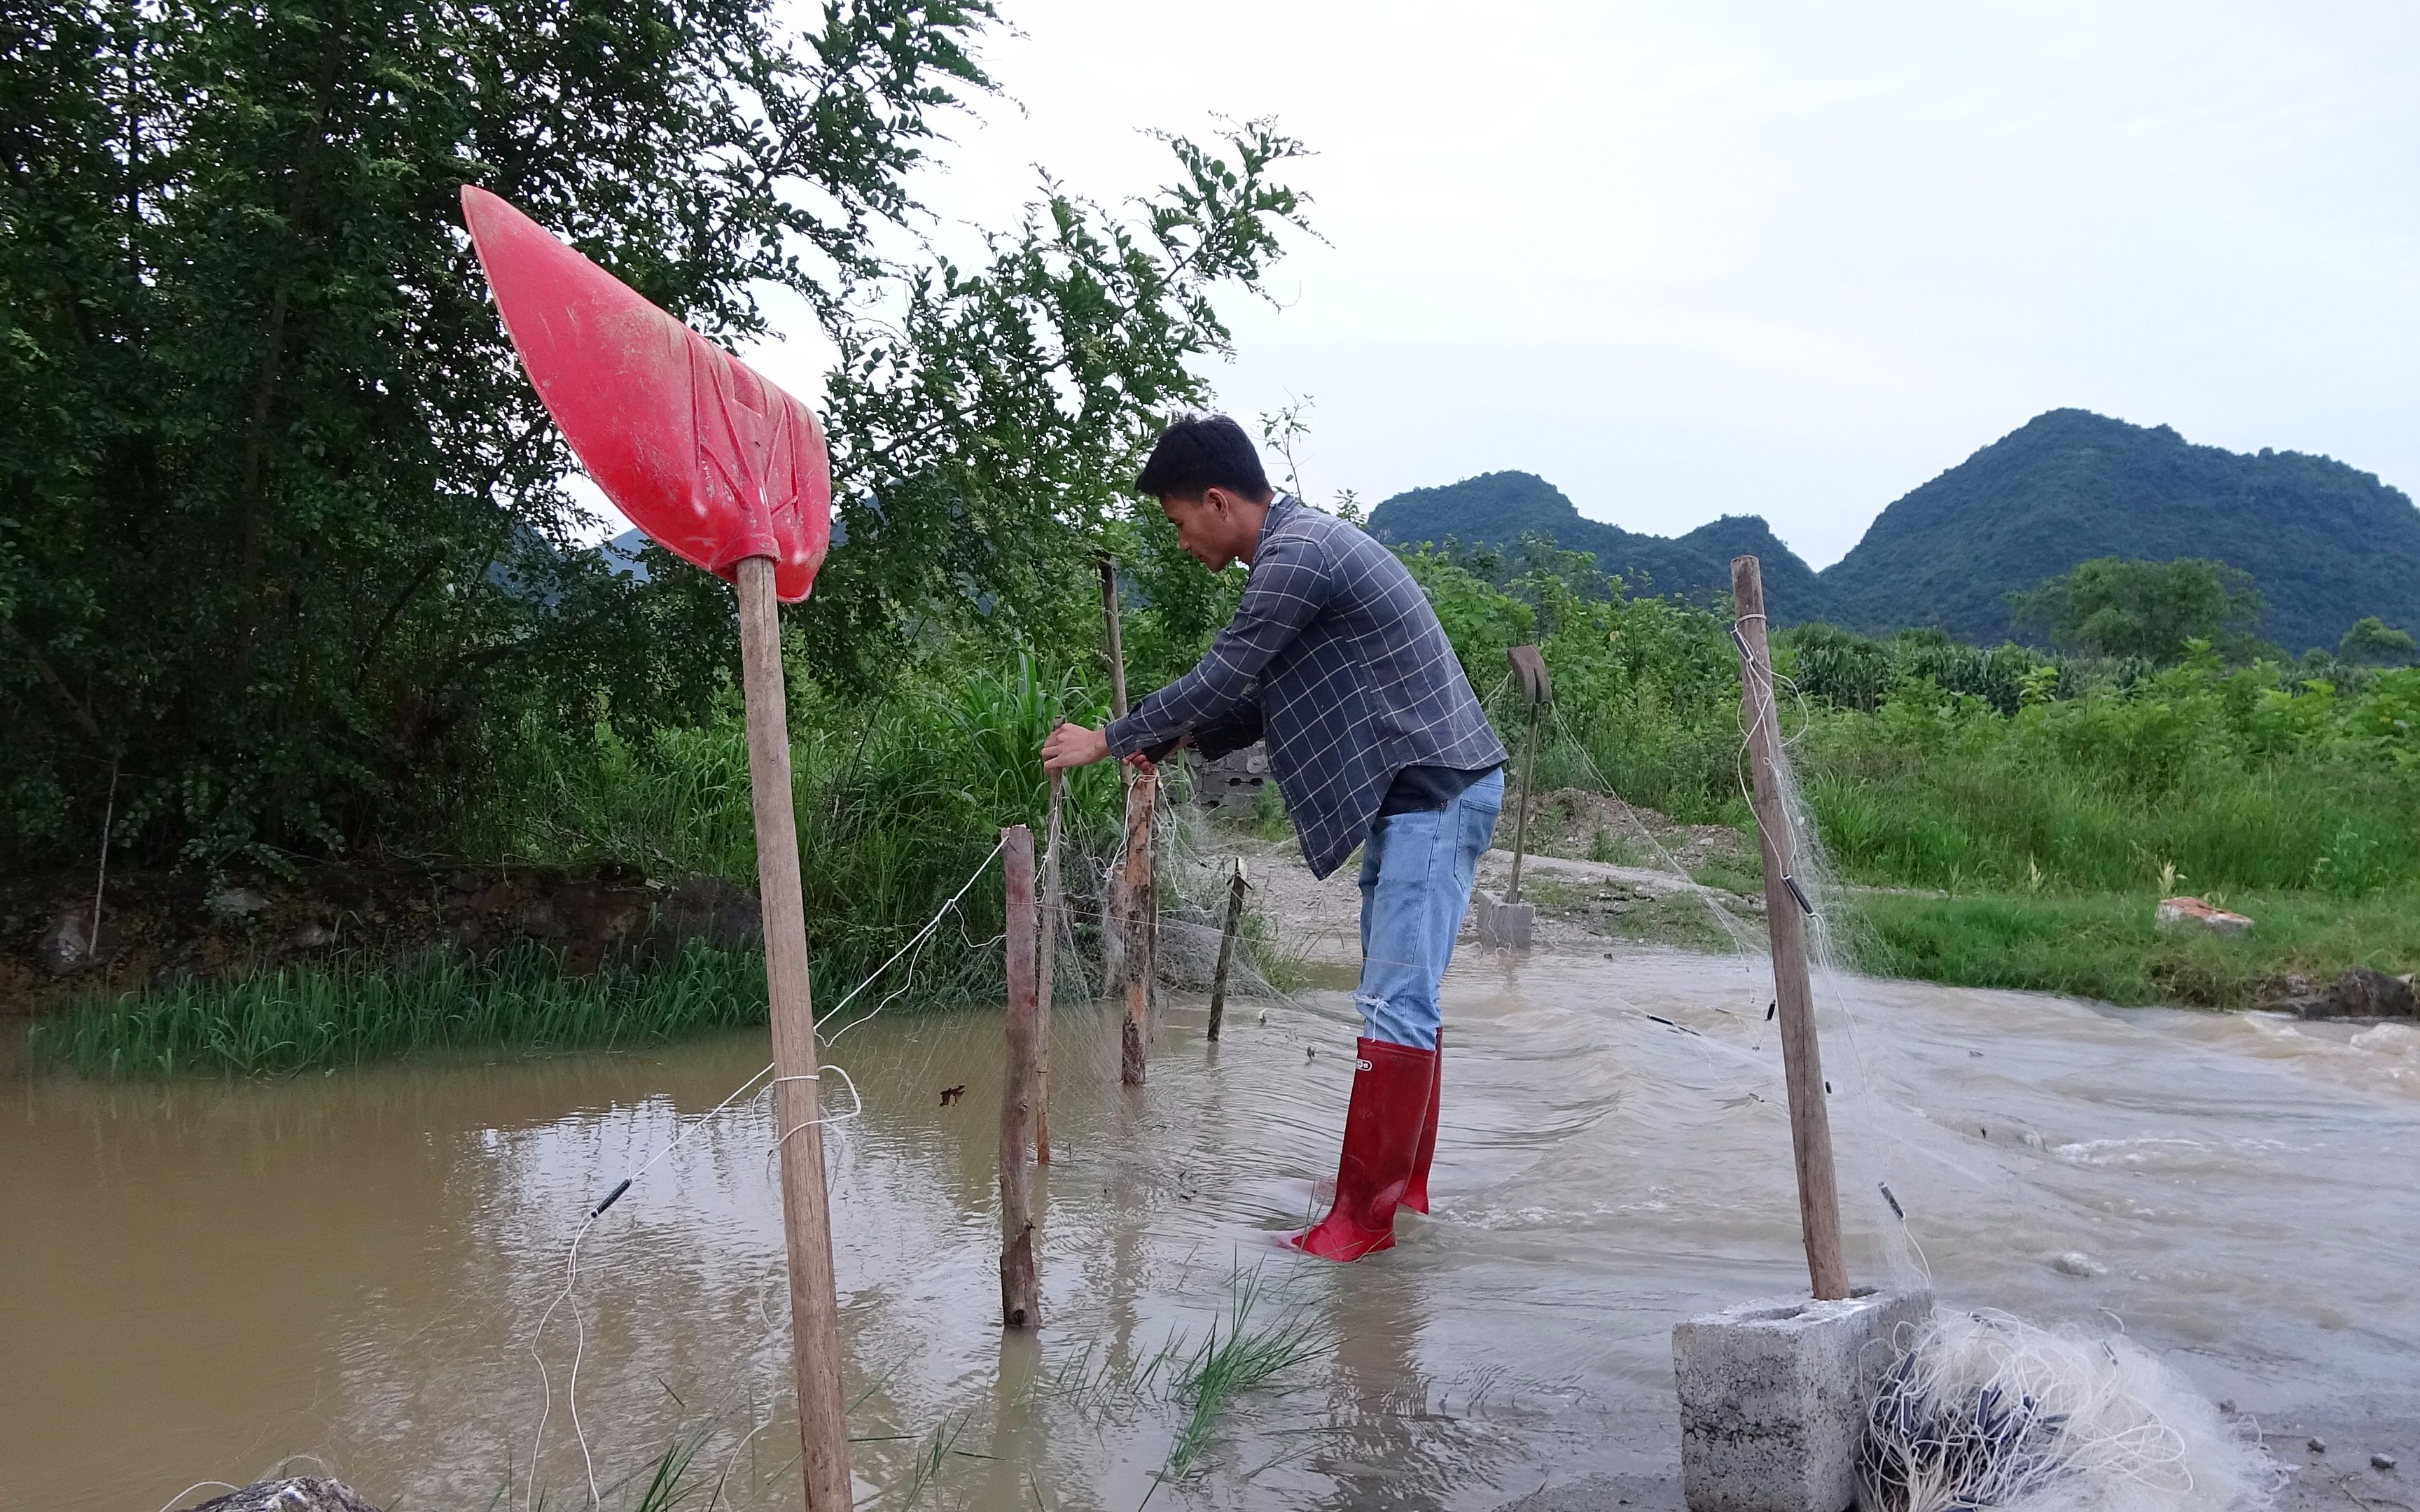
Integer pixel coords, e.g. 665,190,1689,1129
2337,615,2417,666
814,119,1310,694
2007,556,2266,664
1,1,1308,869
1397,545,1535,693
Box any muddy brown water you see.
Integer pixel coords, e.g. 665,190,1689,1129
6,948,2418,1511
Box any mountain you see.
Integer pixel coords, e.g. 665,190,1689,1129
1819,410,2420,652
1367,470,1828,616
1368,413,2420,652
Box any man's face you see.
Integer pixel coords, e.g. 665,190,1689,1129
1159,488,1249,570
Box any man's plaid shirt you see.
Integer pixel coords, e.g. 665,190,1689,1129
1105,495,1508,878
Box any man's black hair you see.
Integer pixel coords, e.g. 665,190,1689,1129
1134,414,1272,501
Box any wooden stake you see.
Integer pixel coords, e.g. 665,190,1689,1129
1034,772,1063,1164
1119,769,1156,1085
1099,552,1131,994
999,823,1041,1328
1206,856,1247,1042
1099,553,1129,719
735,556,854,1509
1505,645,1551,904
1729,554,1850,1303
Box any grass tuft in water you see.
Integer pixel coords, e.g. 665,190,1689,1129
32,939,770,1077
1160,1266,1332,1480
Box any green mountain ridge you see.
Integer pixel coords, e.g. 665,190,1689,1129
1365,471,1828,612
1366,410,2420,652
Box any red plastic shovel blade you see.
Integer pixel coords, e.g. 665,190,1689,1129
460,185,830,603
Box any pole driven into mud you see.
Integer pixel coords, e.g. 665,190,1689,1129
1099,552,1134,995
1729,555,1850,1303
1034,773,1063,1163
1206,855,1248,1042
1099,553,1129,720
999,824,1041,1327
735,556,854,1508
1505,645,1552,904
1118,771,1157,1084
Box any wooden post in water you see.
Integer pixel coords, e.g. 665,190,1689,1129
1118,770,1156,1085
999,824,1041,1327
1034,773,1063,1164
1206,856,1248,1042
1099,552,1132,995
1099,552,1129,720
735,556,854,1509
1729,554,1850,1303
1505,645,1552,904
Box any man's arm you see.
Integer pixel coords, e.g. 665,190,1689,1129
1188,699,1264,760
1103,531,1327,760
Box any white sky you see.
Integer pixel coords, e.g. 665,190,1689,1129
728,0,2420,569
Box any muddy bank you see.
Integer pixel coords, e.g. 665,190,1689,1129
0,861,761,1013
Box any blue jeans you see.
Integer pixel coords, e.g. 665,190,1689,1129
1355,768,1505,1049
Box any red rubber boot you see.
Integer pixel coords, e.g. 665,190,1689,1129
1285,1038,1435,1261
1402,1030,1442,1214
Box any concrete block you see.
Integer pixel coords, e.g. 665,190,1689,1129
1672,1286,1932,1512
1475,889,1534,949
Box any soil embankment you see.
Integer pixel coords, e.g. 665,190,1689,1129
1,862,759,1014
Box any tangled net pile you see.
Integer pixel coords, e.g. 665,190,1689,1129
1860,1310,2278,1512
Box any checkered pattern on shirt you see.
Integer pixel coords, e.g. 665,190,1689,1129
1105,495,1508,878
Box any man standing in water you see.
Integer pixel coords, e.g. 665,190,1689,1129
1043,415,1506,1261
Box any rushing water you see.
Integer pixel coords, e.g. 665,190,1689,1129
6,946,2418,1511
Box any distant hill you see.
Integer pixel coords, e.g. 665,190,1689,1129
1819,410,2420,652
1367,471,1828,616
1368,414,2420,652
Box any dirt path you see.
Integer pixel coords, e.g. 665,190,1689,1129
1232,827,1766,974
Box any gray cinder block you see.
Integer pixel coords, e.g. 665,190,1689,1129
1672,1286,1933,1512
1475,889,1534,948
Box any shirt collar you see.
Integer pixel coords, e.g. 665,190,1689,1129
1256,493,1298,555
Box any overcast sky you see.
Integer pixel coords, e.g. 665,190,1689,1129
732,0,2419,570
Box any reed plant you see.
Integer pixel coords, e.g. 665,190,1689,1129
33,939,769,1077
1160,1268,1330,1480
446,648,1127,1020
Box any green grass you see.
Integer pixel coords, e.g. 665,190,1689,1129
1845,888,2420,1008
32,939,770,1076
466,649,1122,1012
1160,1268,1329,1480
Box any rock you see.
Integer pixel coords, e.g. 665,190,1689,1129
1673,1287,1935,1512
1154,918,1225,988
289,922,332,950
2155,895,2251,934
1474,889,1534,948
181,1477,380,1512
2052,1251,2107,1278
2322,967,2419,1021
648,875,762,952
207,886,272,918
2375,1452,2398,1471
2309,1437,2327,1454
37,909,95,975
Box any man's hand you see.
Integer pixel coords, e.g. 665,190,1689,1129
1042,722,1111,773
1043,722,1185,775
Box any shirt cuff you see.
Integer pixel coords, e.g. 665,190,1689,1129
1103,710,1148,760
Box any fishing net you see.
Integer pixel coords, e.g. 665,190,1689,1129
1861,1310,2278,1512
1449,622,2283,1512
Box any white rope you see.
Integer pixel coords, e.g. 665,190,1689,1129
153,1482,242,1512
524,836,1005,1507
